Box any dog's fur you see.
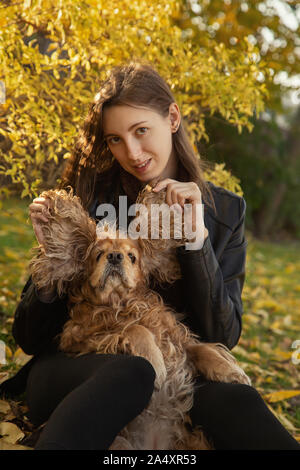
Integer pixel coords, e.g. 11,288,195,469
29,185,251,450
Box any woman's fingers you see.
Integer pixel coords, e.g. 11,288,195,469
152,178,178,192
153,180,202,207
29,197,51,244
30,211,48,224
29,197,50,212
29,198,51,221
152,179,207,244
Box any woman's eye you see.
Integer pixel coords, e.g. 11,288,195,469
137,127,148,135
107,128,148,146
96,251,104,262
128,253,136,264
107,137,119,145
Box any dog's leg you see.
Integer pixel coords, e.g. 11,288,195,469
186,342,251,385
120,324,167,387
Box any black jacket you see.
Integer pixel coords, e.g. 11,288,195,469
1,181,247,396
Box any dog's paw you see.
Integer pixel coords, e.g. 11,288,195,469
187,342,251,386
211,363,252,386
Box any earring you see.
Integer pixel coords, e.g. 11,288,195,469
172,124,179,133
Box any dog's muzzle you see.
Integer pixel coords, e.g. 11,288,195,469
107,252,124,265
100,251,125,288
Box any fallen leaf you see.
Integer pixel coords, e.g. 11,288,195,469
0,399,11,414
272,349,293,362
265,403,297,432
0,372,9,384
263,390,300,403
3,248,19,261
0,422,24,444
13,347,33,366
5,345,13,359
0,438,31,450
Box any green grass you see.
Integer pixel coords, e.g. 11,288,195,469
0,196,34,317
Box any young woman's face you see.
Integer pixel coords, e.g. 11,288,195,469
102,104,180,183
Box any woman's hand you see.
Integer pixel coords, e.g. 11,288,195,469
152,179,208,246
29,197,51,246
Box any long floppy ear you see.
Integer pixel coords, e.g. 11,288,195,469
29,187,97,296
135,184,187,285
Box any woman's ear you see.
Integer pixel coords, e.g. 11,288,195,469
168,102,181,133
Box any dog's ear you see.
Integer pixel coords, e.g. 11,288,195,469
29,188,97,296
135,185,185,285
138,240,182,286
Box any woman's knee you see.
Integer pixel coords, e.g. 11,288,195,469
124,355,156,388
26,353,156,427
93,355,156,405
218,383,263,410
190,382,261,424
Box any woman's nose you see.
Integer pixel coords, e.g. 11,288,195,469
126,137,143,161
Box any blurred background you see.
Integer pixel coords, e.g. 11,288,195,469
0,0,299,448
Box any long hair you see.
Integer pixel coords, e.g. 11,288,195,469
58,59,213,211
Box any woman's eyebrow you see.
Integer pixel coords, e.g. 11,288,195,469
104,121,148,138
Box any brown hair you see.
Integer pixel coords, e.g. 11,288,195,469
58,59,212,211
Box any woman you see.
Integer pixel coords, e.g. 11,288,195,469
2,61,299,450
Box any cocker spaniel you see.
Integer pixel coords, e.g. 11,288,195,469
29,185,251,450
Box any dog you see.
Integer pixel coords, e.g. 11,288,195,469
29,185,251,450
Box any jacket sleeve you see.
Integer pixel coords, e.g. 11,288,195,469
176,198,247,350
12,275,69,356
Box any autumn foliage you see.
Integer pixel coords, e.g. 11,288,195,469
0,0,268,198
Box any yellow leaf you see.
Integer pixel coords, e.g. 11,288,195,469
0,372,9,384
275,412,297,432
269,321,284,334
232,345,248,357
263,390,300,403
0,399,11,414
272,349,293,362
0,439,31,450
21,188,29,198
3,248,19,260
285,264,295,273
265,377,274,383
265,404,296,431
0,422,24,444
5,345,13,359
13,347,33,366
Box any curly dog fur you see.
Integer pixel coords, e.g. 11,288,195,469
29,185,251,450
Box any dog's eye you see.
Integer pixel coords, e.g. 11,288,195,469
128,253,136,264
96,251,104,262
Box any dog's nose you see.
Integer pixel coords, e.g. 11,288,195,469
107,252,124,265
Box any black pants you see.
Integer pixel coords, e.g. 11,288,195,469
25,351,300,451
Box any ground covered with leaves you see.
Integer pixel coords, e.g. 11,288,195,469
0,197,299,449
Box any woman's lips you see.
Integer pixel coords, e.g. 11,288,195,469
134,159,151,173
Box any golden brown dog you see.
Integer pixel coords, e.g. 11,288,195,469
29,185,251,450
